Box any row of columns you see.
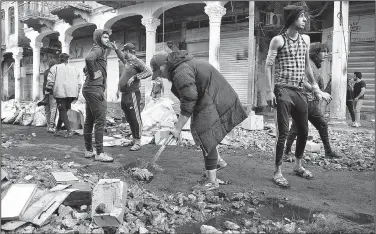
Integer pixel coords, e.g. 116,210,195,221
6,1,227,101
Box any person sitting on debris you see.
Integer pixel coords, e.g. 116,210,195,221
111,42,152,151
150,51,247,191
42,59,58,133
151,76,164,100
46,53,82,138
284,42,342,160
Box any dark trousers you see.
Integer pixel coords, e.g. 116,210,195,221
56,97,75,132
346,100,355,122
201,146,218,170
275,86,308,166
121,91,142,140
83,91,107,154
286,100,332,154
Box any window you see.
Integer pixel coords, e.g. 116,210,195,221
1,10,5,20
9,7,15,34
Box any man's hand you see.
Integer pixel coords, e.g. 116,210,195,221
266,91,277,108
354,97,359,102
320,91,332,103
109,41,118,50
116,90,120,100
169,127,181,139
94,70,102,79
127,76,136,86
315,91,323,101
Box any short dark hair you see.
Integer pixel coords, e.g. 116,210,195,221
59,53,70,63
48,59,58,68
354,71,362,79
309,42,330,59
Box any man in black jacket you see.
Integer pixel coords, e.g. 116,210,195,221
112,43,152,151
82,29,113,162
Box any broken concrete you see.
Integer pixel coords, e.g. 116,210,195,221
92,179,128,227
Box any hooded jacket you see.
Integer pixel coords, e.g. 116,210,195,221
83,29,110,92
166,51,248,155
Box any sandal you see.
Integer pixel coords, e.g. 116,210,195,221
293,167,314,180
273,174,290,188
130,144,141,151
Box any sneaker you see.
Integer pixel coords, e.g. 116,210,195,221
352,122,357,127
64,131,74,138
192,180,219,191
357,122,362,127
95,152,114,162
84,150,96,158
47,127,55,133
217,159,228,170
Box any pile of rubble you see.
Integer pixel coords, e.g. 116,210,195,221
219,123,375,172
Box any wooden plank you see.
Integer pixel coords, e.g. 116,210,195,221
1,184,38,221
20,190,71,227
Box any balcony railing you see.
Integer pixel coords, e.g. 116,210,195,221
49,1,93,14
19,2,58,22
96,1,142,9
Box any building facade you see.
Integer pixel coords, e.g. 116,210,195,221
1,1,375,117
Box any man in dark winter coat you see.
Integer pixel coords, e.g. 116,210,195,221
82,29,113,162
150,51,248,191
284,42,342,160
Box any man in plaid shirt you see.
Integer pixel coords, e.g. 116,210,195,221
285,42,342,160
265,5,331,188
111,43,152,151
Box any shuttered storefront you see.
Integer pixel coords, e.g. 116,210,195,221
219,30,249,104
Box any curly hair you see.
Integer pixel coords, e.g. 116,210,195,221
309,42,330,59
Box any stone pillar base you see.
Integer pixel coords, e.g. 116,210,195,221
328,118,348,126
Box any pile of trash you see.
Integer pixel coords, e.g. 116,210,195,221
1,100,47,127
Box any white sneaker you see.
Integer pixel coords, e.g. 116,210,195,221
95,152,114,162
352,122,357,127
84,149,96,158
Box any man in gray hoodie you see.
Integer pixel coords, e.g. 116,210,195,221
82,29,113,162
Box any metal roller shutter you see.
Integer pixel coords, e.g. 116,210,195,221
219,31,249,104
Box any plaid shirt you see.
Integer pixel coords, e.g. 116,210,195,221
275,33,308,87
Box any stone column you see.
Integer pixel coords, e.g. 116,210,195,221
141,17,161,67
13,48,23,101
247,1,255,113
329,1,349,125
205,2,226,71
4,4,9,46
2,60,9,99
31,41,43,100
59,35,73,54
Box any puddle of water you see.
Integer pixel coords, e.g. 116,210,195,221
176,197,374,233
176,212,250,233
257,197,315,221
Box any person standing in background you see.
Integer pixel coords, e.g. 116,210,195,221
42,59,58,133
353,71,366,127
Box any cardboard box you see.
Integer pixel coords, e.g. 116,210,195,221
92,179,128,227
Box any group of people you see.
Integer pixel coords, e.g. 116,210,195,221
40,4,365,191
325,71,366,128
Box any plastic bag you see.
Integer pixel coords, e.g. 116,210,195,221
1,100,16,121
33,106,47,127
2,101,20,124
13,108,25,125
21,102,37,126
141,97,177,131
